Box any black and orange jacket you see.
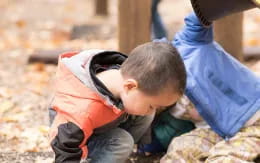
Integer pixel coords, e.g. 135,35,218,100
49,50,128,162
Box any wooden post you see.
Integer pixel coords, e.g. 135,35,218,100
118,0,152,54
214,13,244,61
95,0,108,16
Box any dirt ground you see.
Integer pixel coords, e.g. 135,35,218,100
0,0,259,162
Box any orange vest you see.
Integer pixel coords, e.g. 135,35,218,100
49,52,125,159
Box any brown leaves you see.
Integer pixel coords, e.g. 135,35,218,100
0,1,258,160
0,87,14,98
245,39,260,46
50,29,70,47
27,63,46,72
0,100,15,117
15,20,27,28
18,126,50,152
0,124,51,152
244,10,260,47
23,63,51,95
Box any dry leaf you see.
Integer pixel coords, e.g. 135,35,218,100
27,85,45,95
15,20,27,28
28,63,46,72
254,16,260,23
50,29,70,46
0,87,13,98
245,39,260,46
64,4,75,12
21,40,32,49
18,127,50,152
0,123,23,139
35,157,54,163
2,116,18,123
0,100,14,116
21,104,33,111
2,112,27,123
38,125,50,134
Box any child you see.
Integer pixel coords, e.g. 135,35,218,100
160,13,260,163
48,42,187,163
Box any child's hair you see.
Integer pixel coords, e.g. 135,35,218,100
121,42,186,95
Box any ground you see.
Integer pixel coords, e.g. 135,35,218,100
0,0,260,162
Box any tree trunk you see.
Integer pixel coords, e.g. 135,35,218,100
118,0,152,54
214,13,244,61
95,0,108,16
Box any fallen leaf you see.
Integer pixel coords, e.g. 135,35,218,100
35,157,54,163
2,112,27,123
254,15,260,23
0,100,14,116
0,87,13,98
2,116,19,123
38,125,50,134
245,39,260,46
28,63,46,72
50,29,70,46
21,104,33,111
15,20,26,28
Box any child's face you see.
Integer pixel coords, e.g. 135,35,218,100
120,80,180,115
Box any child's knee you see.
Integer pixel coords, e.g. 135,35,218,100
116,129,135,152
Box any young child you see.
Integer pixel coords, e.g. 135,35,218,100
160,13,260,163
48,42,187,163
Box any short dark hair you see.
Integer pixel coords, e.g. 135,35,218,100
121,42,186,95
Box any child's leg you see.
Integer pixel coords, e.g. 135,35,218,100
151,0,167,39
87,128,134,163
87,114,154,163
205,119,260,163
160,128,222,163
119,113,155,144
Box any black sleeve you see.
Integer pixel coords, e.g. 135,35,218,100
51,122,85,163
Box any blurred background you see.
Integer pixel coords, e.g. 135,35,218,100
0,0,259,162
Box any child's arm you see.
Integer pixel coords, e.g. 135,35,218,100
49,105,95,163
50,120,90,163
173,13,214,46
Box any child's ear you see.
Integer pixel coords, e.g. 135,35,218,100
123,79,138,93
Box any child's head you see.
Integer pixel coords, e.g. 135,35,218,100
120,42,186,115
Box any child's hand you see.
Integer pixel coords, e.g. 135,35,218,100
137,134,166,156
